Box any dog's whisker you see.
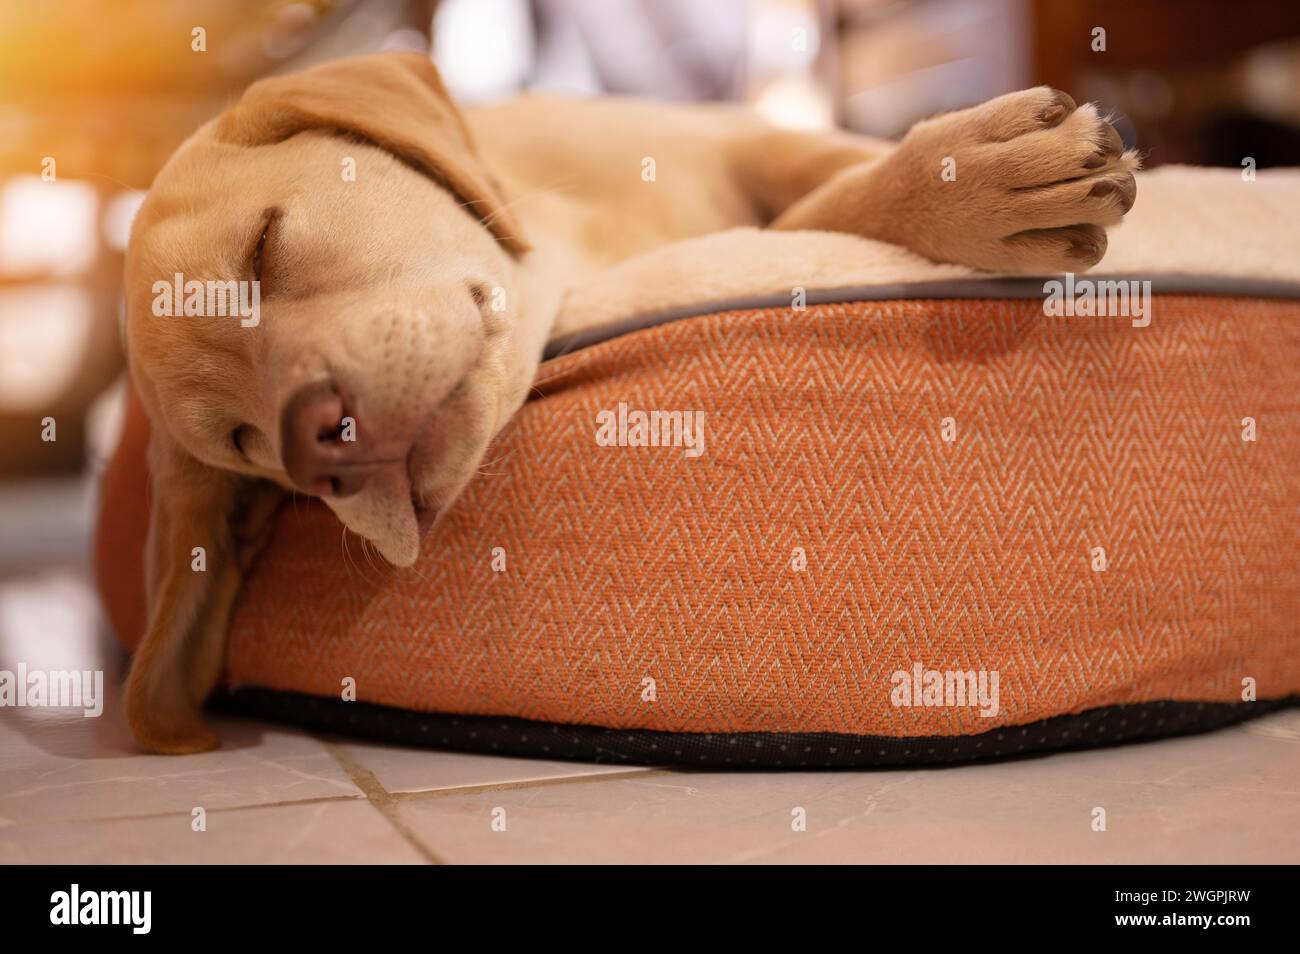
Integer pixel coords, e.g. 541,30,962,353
464,175,579,214
354,533,384,578
478,446,517,470
340,525,382,586
342,527,371,583
398,552,432,585
465,177,581,232
362,537,386,575
339,524,359,578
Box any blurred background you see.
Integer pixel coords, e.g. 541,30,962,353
3,0,1300,576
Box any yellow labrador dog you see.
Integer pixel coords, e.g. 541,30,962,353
123,52,1136,752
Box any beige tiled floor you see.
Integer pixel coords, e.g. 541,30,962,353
3,566,1299,864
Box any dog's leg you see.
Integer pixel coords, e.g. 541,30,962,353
743,88,1138,273
728,126,893,222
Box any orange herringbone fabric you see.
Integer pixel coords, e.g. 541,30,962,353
99,296,1300,737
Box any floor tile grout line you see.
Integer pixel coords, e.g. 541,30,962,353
320,740,446,865
390,767,677,802
309,729,679,794
0,793,366,827
0,757,666,832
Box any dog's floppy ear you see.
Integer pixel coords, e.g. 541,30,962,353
214,52,529,253
124,426,283,753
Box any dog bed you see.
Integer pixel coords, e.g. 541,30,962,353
96,166,1300,766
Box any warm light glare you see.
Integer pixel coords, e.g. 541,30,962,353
753,75,834,131
0,286,93,410
0,176,98,276
434,0,533,102
102,189,147,253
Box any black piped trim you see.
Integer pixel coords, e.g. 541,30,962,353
542,275,1300,359
213,689,1298,769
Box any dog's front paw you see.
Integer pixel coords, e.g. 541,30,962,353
131,721,221,755
886,86,1139,272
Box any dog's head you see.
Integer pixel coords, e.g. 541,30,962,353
122,53,541,751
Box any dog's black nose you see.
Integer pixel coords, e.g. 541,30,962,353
280,383,372,497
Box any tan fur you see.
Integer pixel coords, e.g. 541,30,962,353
123,53,1135,752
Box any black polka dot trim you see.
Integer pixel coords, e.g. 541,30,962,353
213,690,1297,769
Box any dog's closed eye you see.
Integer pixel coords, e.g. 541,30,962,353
231,424,254,460
249,208,280,285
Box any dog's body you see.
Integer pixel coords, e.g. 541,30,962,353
123,53,1136,752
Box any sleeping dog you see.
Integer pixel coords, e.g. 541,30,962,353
122,52,1136,752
